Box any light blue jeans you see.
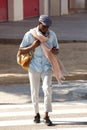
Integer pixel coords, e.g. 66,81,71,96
28,68,52,114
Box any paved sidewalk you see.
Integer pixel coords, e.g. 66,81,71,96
0,12,87,42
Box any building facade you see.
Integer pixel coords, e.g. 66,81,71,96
0,0,87,22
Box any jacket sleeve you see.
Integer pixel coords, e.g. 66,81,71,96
20,32,34,48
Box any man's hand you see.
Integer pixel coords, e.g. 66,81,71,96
32,40,40,49
50,48,59,55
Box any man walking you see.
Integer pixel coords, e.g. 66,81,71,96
19,15,59,126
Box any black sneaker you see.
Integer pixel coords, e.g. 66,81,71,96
34,114,40,123
44,116,53,126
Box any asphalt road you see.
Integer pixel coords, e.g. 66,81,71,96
0,12,87,41
0,80,87,104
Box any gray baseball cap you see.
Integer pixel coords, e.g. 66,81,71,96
39,15,52,26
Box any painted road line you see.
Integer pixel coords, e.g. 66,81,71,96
0,108,87,117
40,128,87,130
0,117,87,127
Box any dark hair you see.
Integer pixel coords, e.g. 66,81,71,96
39,22,42,25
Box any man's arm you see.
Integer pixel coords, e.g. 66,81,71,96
19,40,40,54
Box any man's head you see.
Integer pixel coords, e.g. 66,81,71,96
38,15,52,34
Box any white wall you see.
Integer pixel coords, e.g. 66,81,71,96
14,0,23,21
76,0,85,8
69,0,85,9
39,0,44,15
61,0,68,15
44,0,49,15
50,0,60,16
8,0,23,21
39,0,49,15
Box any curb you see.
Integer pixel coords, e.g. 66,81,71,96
0,39,87,44
0,73,87,85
